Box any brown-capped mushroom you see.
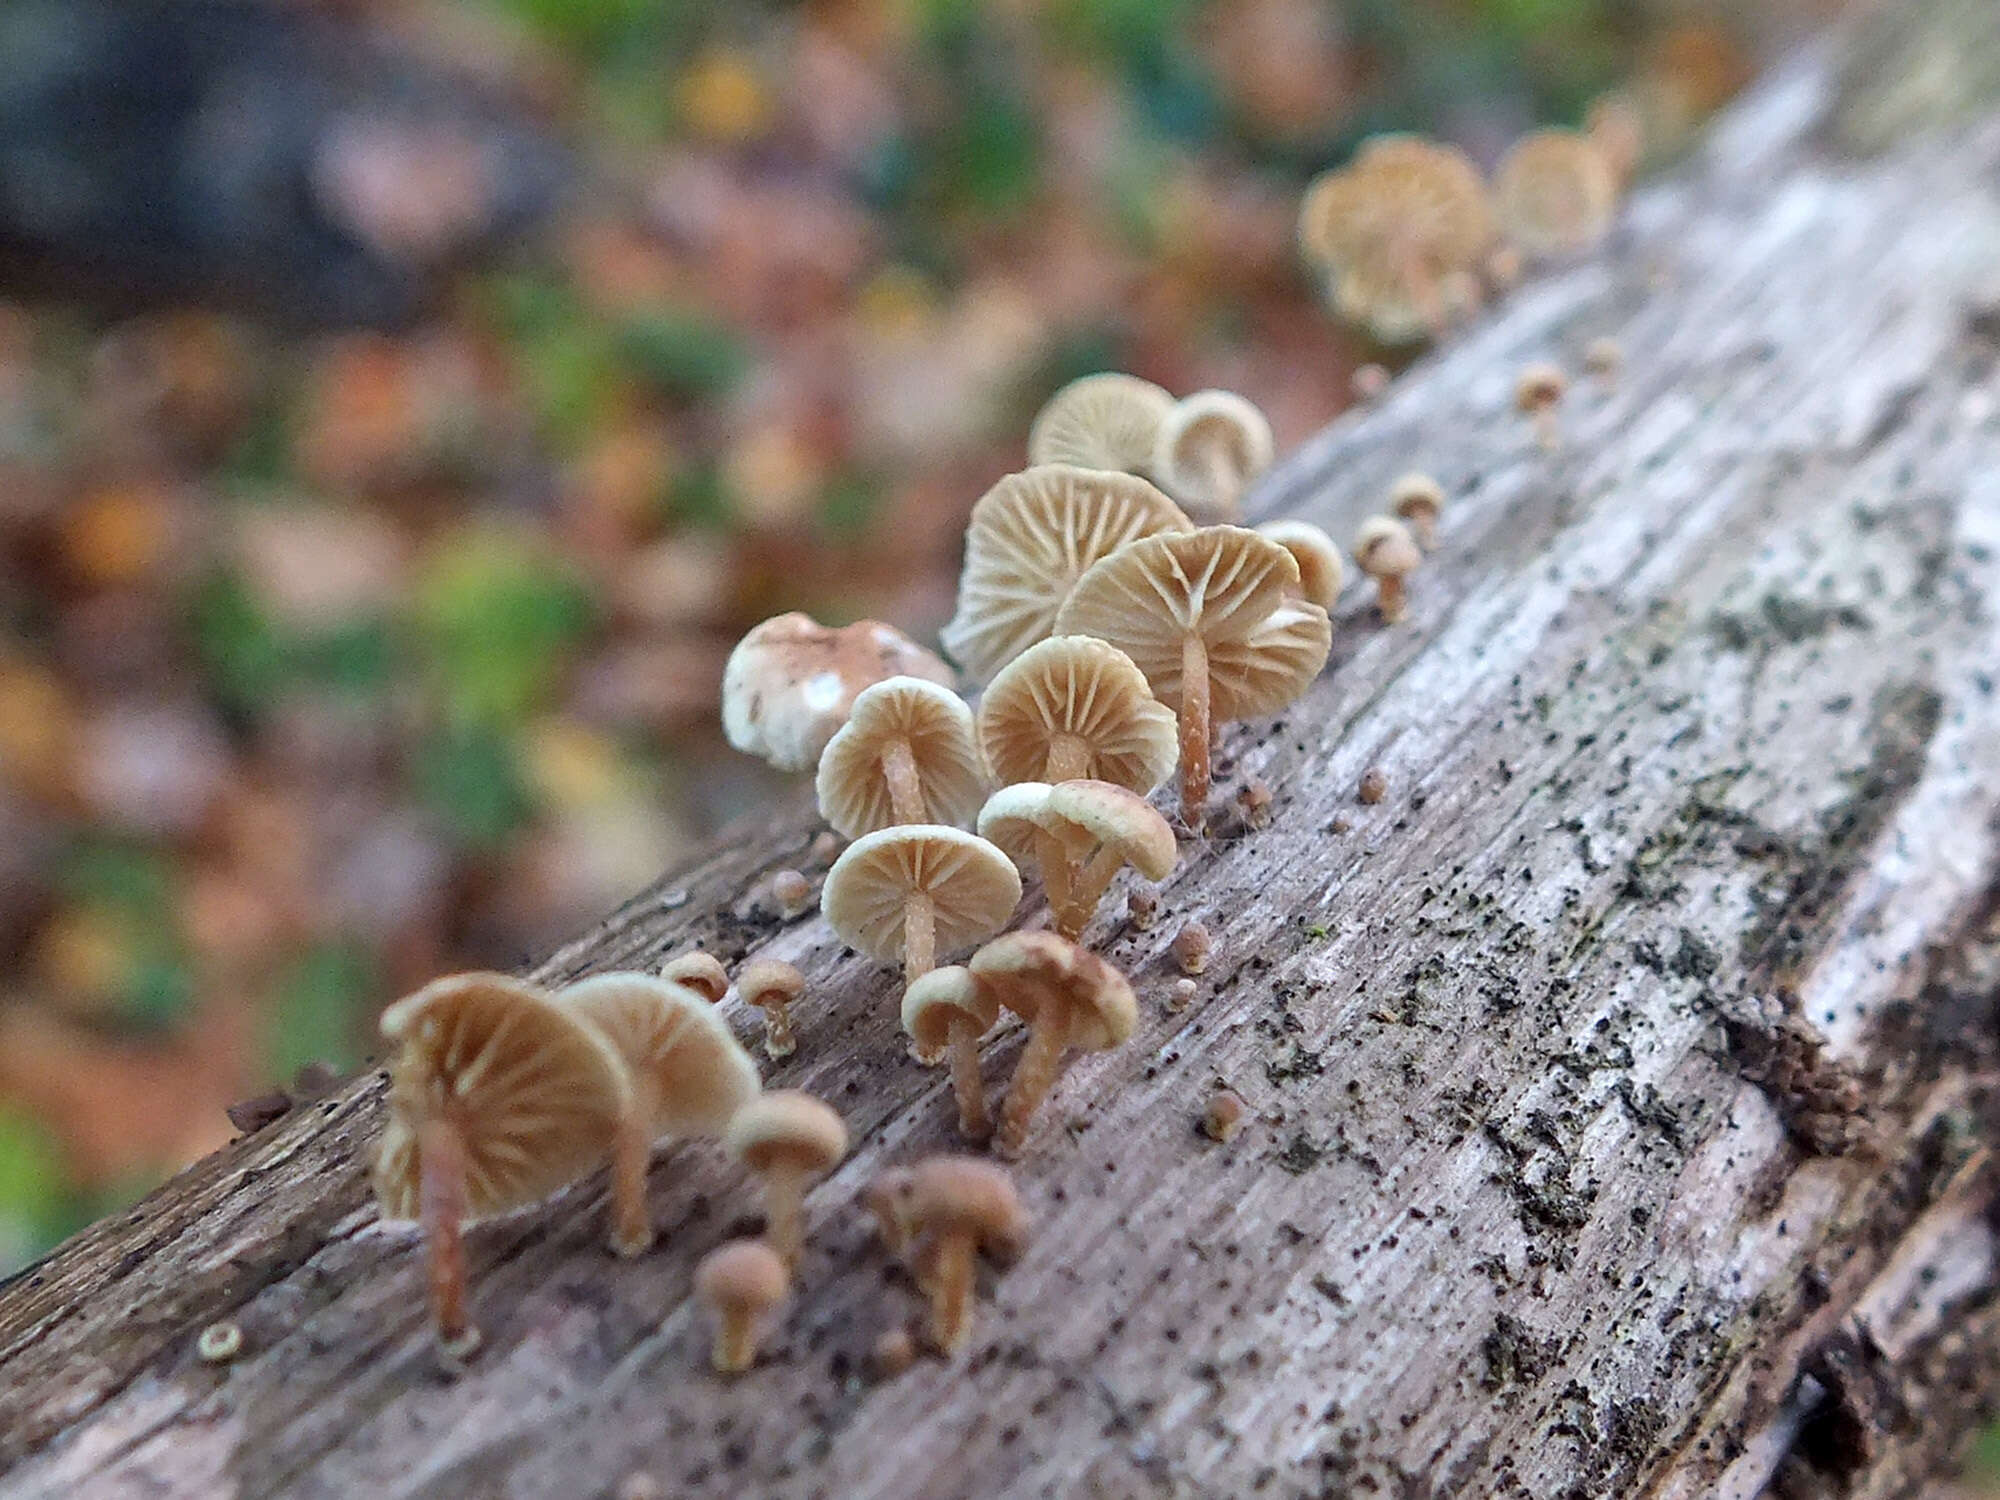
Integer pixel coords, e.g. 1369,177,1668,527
902,966,1001,1140
723,613,955,772
1494,128,1618,261
898,1156,1026,1354
1236,777,1273,829
725,1091,847,1266
815,676,987,836
821,825,1022,997
1388,473,1445,550
939,465,1190,684
1151,391,1274,522
1026,372,1175,476
737,957,806,1061
981,781,1176,940
1054,527,1331,831
694,1239,788,1374
375,973,630,1358
1516,362,1568,451
1255,520,1345,609
561,972,760,1257
972,932,1138,1157
661,951,729,1003
1353,516,1422,624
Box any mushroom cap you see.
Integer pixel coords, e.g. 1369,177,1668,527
1044,780,1177,881
901,966,1000,1053
939,465,1191,684
815,676,987,839
725,1090,847,1176
1053,527,1332,721
374,972,630,1222
1493,128,1618,259
1026,372,1175,474
903,1155,1025,1255
1585,93,1644,185
821,826,1022,963
1254,520,1345,611
559,972,759,1140
968,931,1137,1051
1515,362,1568,410
977,636,1177,795
1388,473,1444,519
661,951,729,1003
1151,391,1275,517
723,613,956,773
695,1237,789,1313
975,781,1055,869
1354,516,1423,577
737,957,805,1011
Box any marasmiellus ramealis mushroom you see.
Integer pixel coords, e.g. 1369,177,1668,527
1255,519,1345,608
1354,515,1423,624
1387,472,1445,550
1054,526,1330,831
661,950,729,1003
737,957,806,1060
898,1156,1026,1354
1150,390,1274,522
694,1239,788,1374
725,1090,847,1266
1516,361,1569,451
977,780,1175,939
1026,372,1174,476
815,676,987,836
1495,127,1619,260
902,966,1001,1139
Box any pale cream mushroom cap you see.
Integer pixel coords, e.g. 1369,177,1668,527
1026,373,1174,475
1255,520,1345,610
1044,780,1177,881
559,973,759,1140
725,1091,848,1177
1389,472,1444,518
722,613,955,773
1355,515,1424,578
694,1238,789,1324
1053,527,1331,721
975,782,1055,868
977,636,1177,794
737,958,805,1014
661,951,729,1004
821,826,1022,963
1493,128,1619,259
901,966,1000,1058
1150,391,1274,518
939,465,1191,684
968,931,1137,1051
904,1155,1026,1258
374,972,630,1222
815,677,987,838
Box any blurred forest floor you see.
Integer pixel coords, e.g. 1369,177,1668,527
0,0,1818,1269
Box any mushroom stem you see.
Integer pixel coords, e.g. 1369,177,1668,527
1177,633,1212,832
1060,843,1130,938
946,1017,992,1141
418,1114,480,1360
1377,574,1408,624
713,1308,759,1373
1033,830,1073,927
923,1230,979,1353
902,891,945,1063
1042,737,1091,783
1038,737,1091,918
761,1003,796,1060
881,738,925,824
1533,407,1561,452
997,1003,1072,1157
760,1160,809,1266
607,1101,654,1258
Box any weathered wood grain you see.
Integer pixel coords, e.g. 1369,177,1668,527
6,25,2000,1500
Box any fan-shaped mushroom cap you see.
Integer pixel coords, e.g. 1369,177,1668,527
1255,520,1345,610
374,973,630,1221
1027,373,1175,475
821,826,1022,963
723,613,956,773
975,781,1055,868
726,1091,848,1179
1044,781,1176,881
978,636,1177,793
1493,128,1618,260
901,966,1000,1058
660,951,729,1004
559,973,759,1140
1151,392,1274,520
969,932,1137,1051
815,677,987,838
1053,528,1331,721
939,465,1191,684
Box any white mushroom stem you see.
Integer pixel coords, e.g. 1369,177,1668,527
946,1018,992,1141
881,738,925,824
1532,405,1562,452
418,1115,479,1359
1178,633,1212,832
1060,843,1133,939
608,1097,654,1258
922,1230,979,1353
998,1003,1072,1157
757,1002,796,1060
902,892,945,1064
758,1161,811,1266
1037,737,1091,914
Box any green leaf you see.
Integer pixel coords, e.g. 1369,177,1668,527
415,531,595,726
188,572,287,718
615,310,752,400
413,725,533,849
0,1107,66,1271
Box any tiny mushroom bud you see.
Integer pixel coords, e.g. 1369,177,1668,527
695,1239,789,1374
197,1320,244,1363
1165,977,1199,1012
1151,391,1274,523
1351,363,1390,404
809,830,842,867
1359,767,1389,804
1353,516,1422,624
871,1325,918,1379
726,1091,848,1266
900,1156,1026,1354
821,825,1020,994
1027,372,1175,476
1172,922,1211,976
769,869,812,918
902,967,1001,1140
1255,520,1345,610
1202,1089,1248,1142
661,951,729,1004
1388,472,1445,550
1515,362,1568,451
738,957,806,1061
1236,777,1273,830
1584,337,1624,384
1126,887,1159,930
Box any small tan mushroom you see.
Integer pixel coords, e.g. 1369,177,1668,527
1354,516,1422,624
1494,128,1618,261
561,972,761,1257
902,967,1001,1140
871,1325,918,1378
738,957,806,1061
1202,1089,1248,1142
1151,391,1274,522
1172,921,1212,976
939,464,1190,684
972,932,1138,1157
1236,777,1273,829
978,780,1175,939
1584,337,1624,384
375,973,629,1358
661,951,729,1003
1125,888,1159,930
725,1091,847,1266
1516,362,1568,451
1351,363,1390,404
694,1239,788,1374
816,676,987,837
1388,473,1445,550
1055,527,1331,831
1255,520,1345,609
899,1156,1026,1354
1026,372,1175,475
723,613,955,772
821,825,1021,996
768,869,812,918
